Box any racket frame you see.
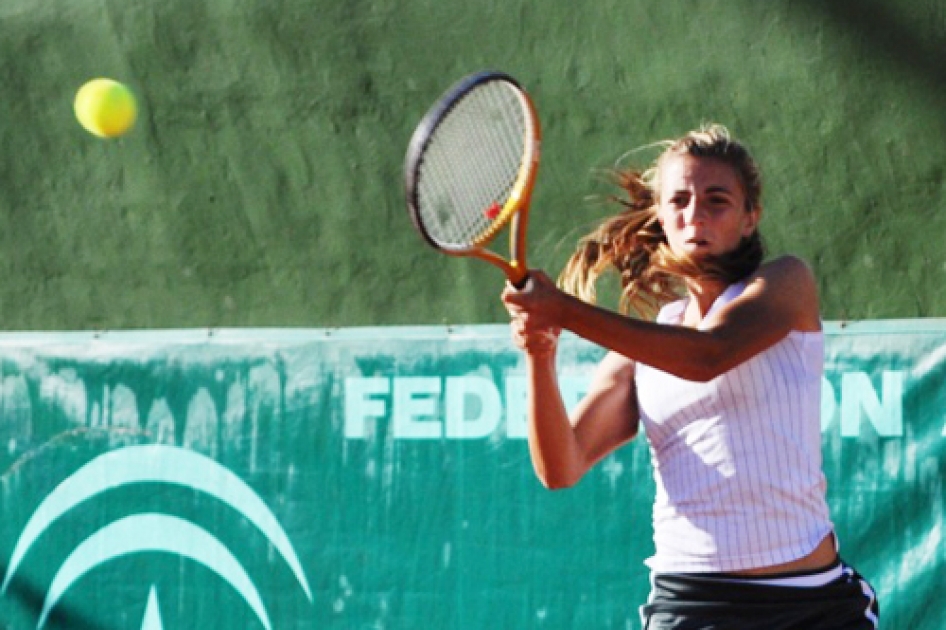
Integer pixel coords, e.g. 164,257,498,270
404,71,541,287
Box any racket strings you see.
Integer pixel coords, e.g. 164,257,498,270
416,81,530,248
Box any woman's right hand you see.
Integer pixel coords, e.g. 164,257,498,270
502,271,563,356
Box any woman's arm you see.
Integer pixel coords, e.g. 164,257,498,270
521,347,639,489
506,256,820,382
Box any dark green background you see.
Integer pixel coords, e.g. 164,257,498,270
1,0,945,330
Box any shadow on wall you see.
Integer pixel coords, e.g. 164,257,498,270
794,0,946,105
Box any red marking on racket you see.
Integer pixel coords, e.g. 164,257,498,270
484,203,502,220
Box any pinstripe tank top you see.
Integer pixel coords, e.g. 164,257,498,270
635,281,834,573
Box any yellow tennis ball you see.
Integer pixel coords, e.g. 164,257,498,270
74,78,138,138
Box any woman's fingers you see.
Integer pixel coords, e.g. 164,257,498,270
502,272,563,330
510,317,561,353
502,269,563,356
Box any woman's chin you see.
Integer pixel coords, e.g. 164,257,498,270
684,245,715,259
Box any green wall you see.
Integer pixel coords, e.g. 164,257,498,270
1,0,945,330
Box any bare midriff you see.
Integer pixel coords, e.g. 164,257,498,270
730,533,838,576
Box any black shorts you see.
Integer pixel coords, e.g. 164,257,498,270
640,560,879,630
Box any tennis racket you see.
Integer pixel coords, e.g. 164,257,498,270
404,71,541,288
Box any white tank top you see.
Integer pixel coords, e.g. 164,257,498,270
635,281,834,573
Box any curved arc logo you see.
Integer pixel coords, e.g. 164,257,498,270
1,444,313,629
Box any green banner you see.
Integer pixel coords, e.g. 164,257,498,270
0,323,942,629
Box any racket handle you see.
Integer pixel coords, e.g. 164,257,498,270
509,267,530,290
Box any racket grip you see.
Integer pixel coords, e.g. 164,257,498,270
509,268,530,290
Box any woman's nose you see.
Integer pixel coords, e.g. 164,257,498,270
683,200,706,225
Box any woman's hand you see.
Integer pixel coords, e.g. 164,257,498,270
501,271,565,356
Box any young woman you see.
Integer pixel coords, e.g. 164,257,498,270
501,125,879,629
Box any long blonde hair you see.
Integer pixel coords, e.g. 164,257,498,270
559,124,765,317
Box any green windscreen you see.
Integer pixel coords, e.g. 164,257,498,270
0,322,941,628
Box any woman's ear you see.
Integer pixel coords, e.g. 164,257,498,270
742,206,761,237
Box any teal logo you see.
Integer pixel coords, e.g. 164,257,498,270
2,445,312,629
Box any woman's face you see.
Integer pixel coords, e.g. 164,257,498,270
656,154,759,260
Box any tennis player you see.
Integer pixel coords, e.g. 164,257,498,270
501,124,879,629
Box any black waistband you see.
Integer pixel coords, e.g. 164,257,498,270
650,569,847,604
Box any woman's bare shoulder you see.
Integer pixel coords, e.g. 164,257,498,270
758,254,816,280
753,255,821,331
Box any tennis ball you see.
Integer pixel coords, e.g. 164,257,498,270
74,78,138,138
